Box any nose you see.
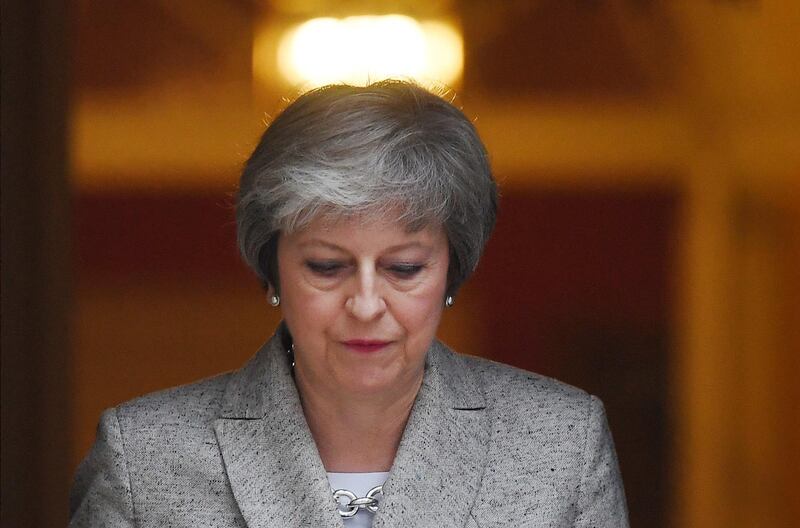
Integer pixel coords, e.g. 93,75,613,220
345,267,386,321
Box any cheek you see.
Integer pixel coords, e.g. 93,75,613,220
279,267,340,339
285,283,341,326
393,287,446,343
398,260,449,340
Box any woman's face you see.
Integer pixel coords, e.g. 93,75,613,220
277,215,449,398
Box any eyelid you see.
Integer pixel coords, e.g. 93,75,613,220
385,262,425,277
305,260,347,275
304,258,426,279
305,259,343,268
389,262,423,270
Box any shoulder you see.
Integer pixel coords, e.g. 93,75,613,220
445,351,624,517
457,351,594,418
446,350,603,468
72,372,241,523
112,372,232,443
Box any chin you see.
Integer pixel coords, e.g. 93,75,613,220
340,365,406,395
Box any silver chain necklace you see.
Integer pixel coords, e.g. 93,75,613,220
332,485,383,518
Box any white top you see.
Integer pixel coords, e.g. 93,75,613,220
327,471,390,528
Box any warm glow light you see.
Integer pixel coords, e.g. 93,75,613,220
273,15,463,88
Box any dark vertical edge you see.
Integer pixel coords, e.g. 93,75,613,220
1,0,72,526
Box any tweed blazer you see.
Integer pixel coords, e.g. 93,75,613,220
70,329,629,527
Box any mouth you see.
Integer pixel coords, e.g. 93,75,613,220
341,339,393,354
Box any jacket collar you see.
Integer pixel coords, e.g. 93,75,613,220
214,326,489,528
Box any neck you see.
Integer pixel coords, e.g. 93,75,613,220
294,367,422,473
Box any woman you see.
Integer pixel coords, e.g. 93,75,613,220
70,80,629,527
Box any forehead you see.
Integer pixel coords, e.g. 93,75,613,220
283,214,447,253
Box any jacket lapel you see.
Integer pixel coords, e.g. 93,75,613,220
214,331,489,528
213,331,343,528
373,341,490,528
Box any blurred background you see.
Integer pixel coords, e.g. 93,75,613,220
2,0,799,526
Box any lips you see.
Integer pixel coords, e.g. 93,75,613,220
341,339,392,353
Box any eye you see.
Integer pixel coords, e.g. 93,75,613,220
387,263,424,279
305,260,346,277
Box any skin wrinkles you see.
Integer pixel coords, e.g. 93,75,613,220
274,215,449,471
299,240,436,292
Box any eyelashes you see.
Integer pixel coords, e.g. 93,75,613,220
304,260,424,279
388,263,424,278
305,260,344,276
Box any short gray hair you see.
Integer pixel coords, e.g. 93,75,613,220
236,80,497,297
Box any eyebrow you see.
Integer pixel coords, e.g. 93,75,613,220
298,239,430,253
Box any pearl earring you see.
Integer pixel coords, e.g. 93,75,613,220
269,294,280,307
445,295,454,307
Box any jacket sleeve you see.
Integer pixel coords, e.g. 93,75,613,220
574,396,630,528
69,408,136,527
